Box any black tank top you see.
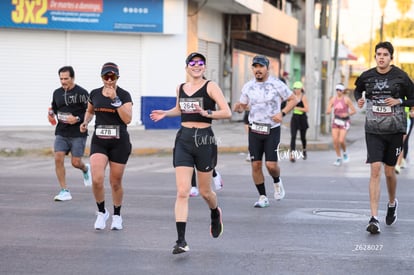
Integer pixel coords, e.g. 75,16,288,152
179,81,216,124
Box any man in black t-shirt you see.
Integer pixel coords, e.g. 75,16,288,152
355,41,414,234
49,66,91,201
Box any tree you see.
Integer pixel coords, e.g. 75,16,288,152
395,0,412,18
353,18,414,78
393,0,414,76
349,1,414,82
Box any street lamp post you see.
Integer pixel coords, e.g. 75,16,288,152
379,0,387,41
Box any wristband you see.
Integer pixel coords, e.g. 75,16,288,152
399,98,403,104
76,116,81,123
207,109,212,116
282,111,286,117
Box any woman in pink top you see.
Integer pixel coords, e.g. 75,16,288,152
326,83,356,166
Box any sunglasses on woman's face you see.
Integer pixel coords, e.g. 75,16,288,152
188,60,205,67
102,74,118,81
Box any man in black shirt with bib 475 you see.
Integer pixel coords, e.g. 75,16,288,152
354,41,414,234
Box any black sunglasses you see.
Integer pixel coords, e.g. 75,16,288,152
102,74,118,81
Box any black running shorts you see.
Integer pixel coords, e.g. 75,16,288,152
90,132,131,164
365,132,403,166
248,126,281,162
173,126,217,172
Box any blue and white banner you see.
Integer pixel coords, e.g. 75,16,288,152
0,0,163,33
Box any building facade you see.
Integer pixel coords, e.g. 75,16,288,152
0,0,298,127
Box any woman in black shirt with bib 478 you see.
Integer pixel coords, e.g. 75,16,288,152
150,52,231,254
80,62,133,231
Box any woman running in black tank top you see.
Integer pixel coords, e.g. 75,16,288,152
150,52,231,254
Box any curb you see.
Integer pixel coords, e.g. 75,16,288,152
0,141,333,157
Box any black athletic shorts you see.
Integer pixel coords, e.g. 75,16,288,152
90,132,131,164
173,126,217,172
248,126,281,162
365,132,403,166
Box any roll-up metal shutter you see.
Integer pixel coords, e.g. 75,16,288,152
0,29,142,126
198,39,221,84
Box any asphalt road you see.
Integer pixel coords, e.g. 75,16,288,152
1,138,414,274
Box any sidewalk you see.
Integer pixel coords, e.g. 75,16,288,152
0,110,366,156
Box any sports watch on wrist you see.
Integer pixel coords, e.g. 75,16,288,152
111,96,122,108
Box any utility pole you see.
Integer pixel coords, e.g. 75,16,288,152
306,0,319,140
379,0,387,41
319,0,329,135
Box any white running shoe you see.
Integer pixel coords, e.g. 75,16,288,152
253,195,269,208
83,164,92,187
111,215,123,230
245,153,251,162
190,187,199,197
333,158,342,166
395,165,401,174
54,189,72,201
94,208,109,230
400,158,406,169
213,171,223,191
343,153,349,163
274,180,285,200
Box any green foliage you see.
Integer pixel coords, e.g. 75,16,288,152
384,19,414,38
401,64,414,78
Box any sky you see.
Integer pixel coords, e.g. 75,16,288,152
339,0,414,49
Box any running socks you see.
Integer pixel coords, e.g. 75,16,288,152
210,207,220,219
114,205,121,216
272,176,280,183
255,183,266,196
176,222,186,242
97,201,105,213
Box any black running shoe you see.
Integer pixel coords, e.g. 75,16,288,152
386,199,398,226
366,216,380,234
210,207,223,238
172,240,189,254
